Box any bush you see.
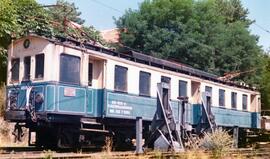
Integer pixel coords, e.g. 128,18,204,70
0,84,5,117
199,128,233,158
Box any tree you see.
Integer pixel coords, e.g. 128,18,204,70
260,54,270,110
116,0,262,79
0,0,17,82
0,0,53,83
48,0,85,25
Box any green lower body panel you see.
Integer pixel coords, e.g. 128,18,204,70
104,91,260,129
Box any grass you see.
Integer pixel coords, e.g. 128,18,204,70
43,150,53,159
199,128,234,159
0,84,5,117
0,117,28,147
102,136,113,153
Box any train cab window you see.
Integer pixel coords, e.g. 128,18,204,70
139,71,151,96
60,54,80,84
231,92,237,109
23,56,31,80
11,58,20,81
179,80,187,97
88,63,93,86
242,94,247,110
35,54,44,79
114,65,127,92
219,89,225,107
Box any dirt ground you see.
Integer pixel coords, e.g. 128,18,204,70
0,117,28,147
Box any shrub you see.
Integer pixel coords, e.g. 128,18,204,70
199,128,233,158
0,84,5,117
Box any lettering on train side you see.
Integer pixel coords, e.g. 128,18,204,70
108,100,132,115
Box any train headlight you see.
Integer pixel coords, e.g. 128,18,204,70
35,93,44,104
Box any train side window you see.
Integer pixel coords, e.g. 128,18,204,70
114,65,128,92
11,58,20,81
139,71,151,96
161,76,171,84
88,63,93,86
219,89,225,107
205,86,212,95
231,92,237,109
60,54,81,84
23,56,31,80
242,94,247,110
35,54,44,79
205,86,212,103
179,80,187,97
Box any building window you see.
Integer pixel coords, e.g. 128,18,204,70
60,54,80,84
23,56,31,80
231,92,237,109
35,54,44,79
88,63,93,86
242,94,247,110
11,58,20,81
114,65,128,92
219,89,225,107
139,71,151,96
179,80,187,97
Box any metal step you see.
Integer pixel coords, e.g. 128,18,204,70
80,118,102,125
80,128,110,134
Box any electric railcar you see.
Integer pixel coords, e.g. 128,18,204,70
4,35,261,148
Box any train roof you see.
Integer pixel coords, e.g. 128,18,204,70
14,34,258,92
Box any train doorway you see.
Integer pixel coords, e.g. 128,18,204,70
191,81,201,104
88,57,105,89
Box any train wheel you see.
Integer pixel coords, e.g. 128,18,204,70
36,128,58,149
113,132,135,151
57,126,81,149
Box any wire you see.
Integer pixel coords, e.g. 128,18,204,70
89,0,123,14
253,23,270,34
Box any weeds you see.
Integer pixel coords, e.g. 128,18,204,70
199,128,233,159
102,136,113,153
183,150,210,159
153,150,162,159
0,84,5,117
43,150,53,159
0,117,28,147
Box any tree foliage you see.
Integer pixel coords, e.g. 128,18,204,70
116,0,270,109
260,54,270,110
48,0,85,25
116,0,262,81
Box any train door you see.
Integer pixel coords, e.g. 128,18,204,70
191,81,201,124
205,86,212,114
250,94,257,112
161,76,171,110
87,56,105,116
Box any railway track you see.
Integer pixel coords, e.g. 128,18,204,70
1,147,270,159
